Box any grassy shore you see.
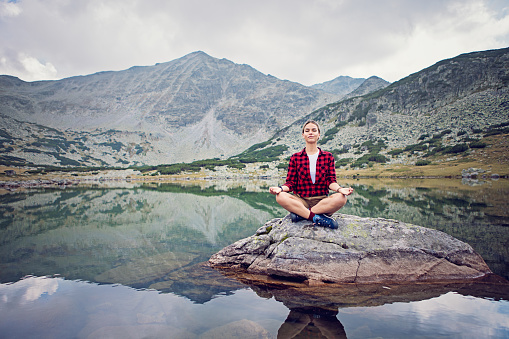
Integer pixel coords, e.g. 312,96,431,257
2,134,507,182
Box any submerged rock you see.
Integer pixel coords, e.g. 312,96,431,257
209,213,492,285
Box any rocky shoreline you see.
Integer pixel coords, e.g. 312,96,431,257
0,178,81,191
0,164,507,193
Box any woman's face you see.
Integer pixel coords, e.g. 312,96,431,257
302,123,320,144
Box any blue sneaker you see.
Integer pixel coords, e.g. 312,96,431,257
313,214,338,229
290,212,305,222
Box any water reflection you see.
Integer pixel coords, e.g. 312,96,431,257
338,179,509,280
1,275,508,338
0,179,508,289
278,308,347,338
1,179,509,338
0,183,279,300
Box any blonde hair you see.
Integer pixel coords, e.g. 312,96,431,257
302,120,321,134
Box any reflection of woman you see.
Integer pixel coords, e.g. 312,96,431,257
277,308,347,339
269,120,353,229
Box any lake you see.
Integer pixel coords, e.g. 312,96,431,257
0,178,508,338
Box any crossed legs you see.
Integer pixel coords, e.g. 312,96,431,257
276,192,347,219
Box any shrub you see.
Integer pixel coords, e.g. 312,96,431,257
331,148,348,156
415,160,431,166
348,103,372,122
484,126,509,137
443,143,469,154
361,139,387,153
99,141,124,152
404,143,428,152
318,135,334,145
469,142,487,148
350,153,388,168
236,145,288,163
228,162,246,169
490,122,509,128
367,154,388,163
388,148,404,156
335,158,352,167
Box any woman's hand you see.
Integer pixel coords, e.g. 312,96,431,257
269,186,283,195
337,187,354,196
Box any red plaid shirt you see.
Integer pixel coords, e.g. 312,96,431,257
283,148,337,197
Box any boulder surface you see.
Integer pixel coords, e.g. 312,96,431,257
209,213,492,284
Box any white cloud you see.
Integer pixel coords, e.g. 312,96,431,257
0,52,57,81
0,276,59,304
19,53,58,80
23,276,59,302
0,1,22,17
0,0,508,84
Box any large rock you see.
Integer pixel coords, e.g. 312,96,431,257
208,213,492,284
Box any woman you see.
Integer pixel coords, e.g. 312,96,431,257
269,120,353,229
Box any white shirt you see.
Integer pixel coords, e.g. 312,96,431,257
308,151,319,184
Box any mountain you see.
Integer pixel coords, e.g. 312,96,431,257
264,47,509,167
311,75,366,96
2,48,507,171
341,76,390,99
0,51,340,166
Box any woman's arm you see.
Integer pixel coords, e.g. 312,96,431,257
327,154,353,195
269,185,288,195
269,155,296,195
283,154,297,192
329,182,354,196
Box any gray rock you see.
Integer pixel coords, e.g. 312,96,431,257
209,213,492,284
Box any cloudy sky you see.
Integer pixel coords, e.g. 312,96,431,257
1,0,508,85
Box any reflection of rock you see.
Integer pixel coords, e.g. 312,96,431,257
209,213,492,284
150,263,245,303
277,308,347,339
462,167,486,178
95,252,198,286
219,272,509,311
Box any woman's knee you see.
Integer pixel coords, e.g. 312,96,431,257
275,192,289,205
333,193,347,208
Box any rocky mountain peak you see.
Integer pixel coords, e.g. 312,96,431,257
342,76,390,99
0,52,339,166
311,75,366,96
269,47,509,166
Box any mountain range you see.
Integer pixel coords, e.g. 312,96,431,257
0,51,352,167
265,47,509,167
0,47,508,169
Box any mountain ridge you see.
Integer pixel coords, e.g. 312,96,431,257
0,51,344,166
1,48,507,171
311,75,366,96
258,47,509,170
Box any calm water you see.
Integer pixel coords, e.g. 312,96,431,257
0,178,508,338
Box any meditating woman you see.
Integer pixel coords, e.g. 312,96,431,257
269,120,353,229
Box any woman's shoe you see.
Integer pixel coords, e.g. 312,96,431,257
290,213,305,222
312,214,338,229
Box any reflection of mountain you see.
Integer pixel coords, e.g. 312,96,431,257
0,187,273,290
1,180,507,302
